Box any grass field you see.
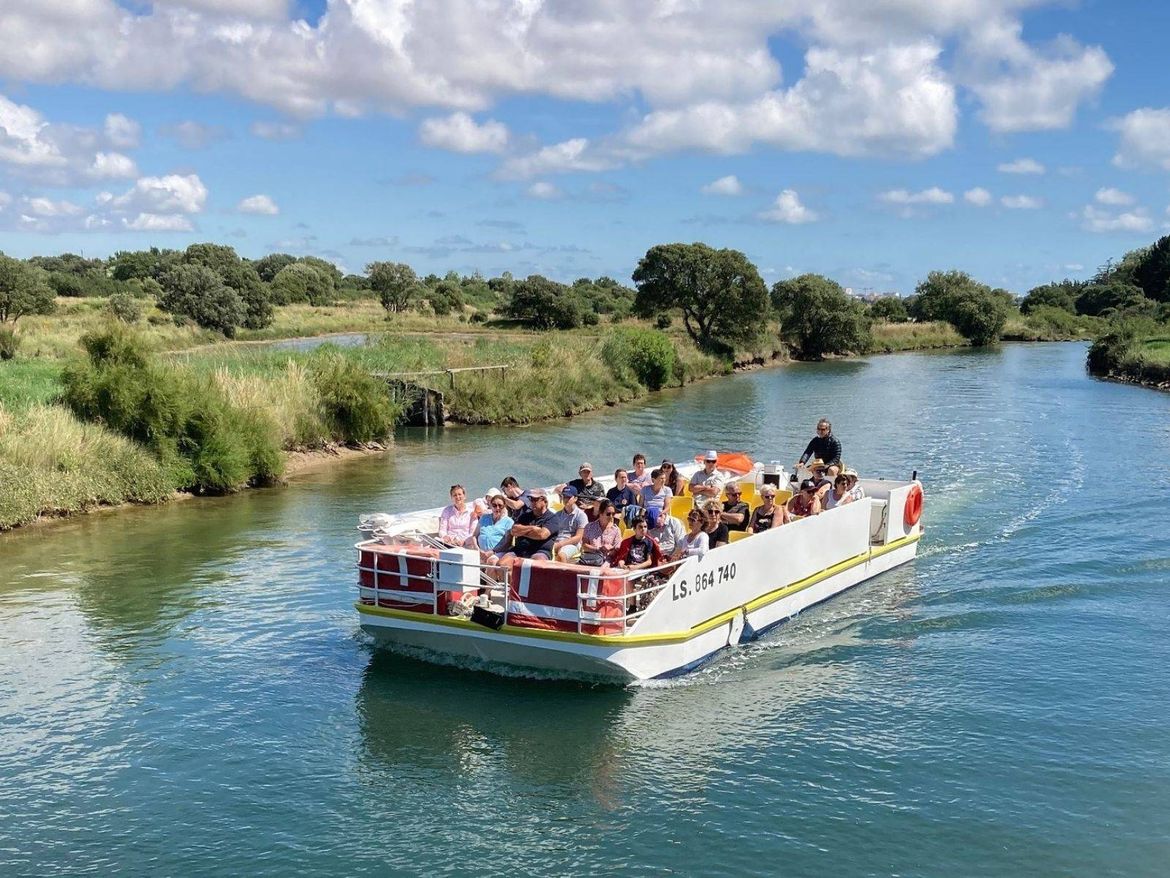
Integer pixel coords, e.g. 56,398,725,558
1137,336,1170,365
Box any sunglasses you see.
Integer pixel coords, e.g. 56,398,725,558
491,502,506,508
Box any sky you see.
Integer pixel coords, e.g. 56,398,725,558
1,0,1169,295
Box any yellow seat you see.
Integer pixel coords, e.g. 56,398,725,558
668,495,694,518
737,482,757,504
728,530,752,543
775,489,793,505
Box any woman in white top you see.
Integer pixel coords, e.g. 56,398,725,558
438,484,478,547
672,509,709,561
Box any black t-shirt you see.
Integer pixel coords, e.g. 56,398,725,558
570,478,606,505
706,523,730,545
626,536,653,565
751,507,775,533
513,508,557,558
723,500,750,531
606,485,639,510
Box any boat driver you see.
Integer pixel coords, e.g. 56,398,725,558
796,418,843,476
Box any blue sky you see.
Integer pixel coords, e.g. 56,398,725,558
1,0,1169,294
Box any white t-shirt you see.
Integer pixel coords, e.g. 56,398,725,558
677,531,709,559
688,468,726,495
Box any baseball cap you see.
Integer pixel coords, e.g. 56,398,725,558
704,450,718,461
560,485,578,498
579,462,593,472
485,487,504,498
646,507,662,527
800,479,817,492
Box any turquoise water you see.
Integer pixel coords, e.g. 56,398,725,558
2,343,1168,876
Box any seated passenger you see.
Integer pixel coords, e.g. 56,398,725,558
672,510,709,560
438,484,478,547
628,453,653,489
661,459,685,496
687,450,725,500
611,515,664,570
749,485,789,532
640,468,674,515
499,476,532,515
823,474,853,510
646,506,685,558
702,504,729,548
844,468,865,502
551,486,588,562
560,462,606,514
476,493,514,565
499,489,557,561
473,486,502,517
787,479,823,517
719,483,750,531
606,468,641,526
579,499,622,567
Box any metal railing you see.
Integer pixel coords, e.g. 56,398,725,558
574,560,685,634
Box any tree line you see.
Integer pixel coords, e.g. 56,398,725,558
1,238,1063,361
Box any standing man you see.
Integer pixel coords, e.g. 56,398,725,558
796,419,842,475
688,450,726,502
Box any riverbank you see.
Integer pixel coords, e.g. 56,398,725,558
0,305,1088,532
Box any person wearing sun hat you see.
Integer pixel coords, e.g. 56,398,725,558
687,449,726,502
843,468,865,502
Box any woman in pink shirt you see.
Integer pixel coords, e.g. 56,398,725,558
438,484,478,547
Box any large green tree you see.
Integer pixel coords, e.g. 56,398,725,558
158,264,247,337
1132,235,1170,302
368,261,420,313
0,255,55,324
632,242,769,353
771,274,872,359
911,270,1010,345
271,262,334,306
1021,281,1079,314
182,243,272,329
505,275,583,329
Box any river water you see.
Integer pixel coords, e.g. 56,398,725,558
2,343,1168,876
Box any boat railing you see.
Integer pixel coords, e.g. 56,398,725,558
355,536,511,615
574,560,685,635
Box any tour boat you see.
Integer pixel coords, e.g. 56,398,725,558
354,456,924,682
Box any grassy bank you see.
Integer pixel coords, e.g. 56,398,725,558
869,321,965,352
1088,327,1170,389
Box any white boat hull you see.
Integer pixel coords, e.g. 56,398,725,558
358,531,920,682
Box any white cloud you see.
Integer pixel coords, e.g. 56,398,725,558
111,174,208,214
964,187,993,206
104,113,140,148
250,120,301,140
1001,194,1042,209
1078,204,1152,234
1095,187,1134,207
1111,108,1170,171
525,181,563,200
961,18,1112,132
0,190,11,210
236,193,279,215
878,187,954,205
0,93,140,184
123,212,195,232
702,175,744,196
151,0,289,19
498,138,616,179
419,112,509,154
622,42,956,160
759,189,818,224
25,196,83,217
161,120,229,149
997,157,1045,174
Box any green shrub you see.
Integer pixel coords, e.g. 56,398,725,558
601,326,678,390
62,328,283,492
0,327,18,361
310,352,398,443
655,313,673,330
107,292,143,323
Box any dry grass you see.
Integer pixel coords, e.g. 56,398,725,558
870,321,966,352
0,403,175,529
212,360,329,448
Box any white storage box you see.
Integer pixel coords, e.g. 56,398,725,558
438,547,480,589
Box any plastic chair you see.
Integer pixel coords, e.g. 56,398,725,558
668,495,694,519
737,481,757,504
728,530,752,543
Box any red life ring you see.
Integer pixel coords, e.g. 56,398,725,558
904,484,924,527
